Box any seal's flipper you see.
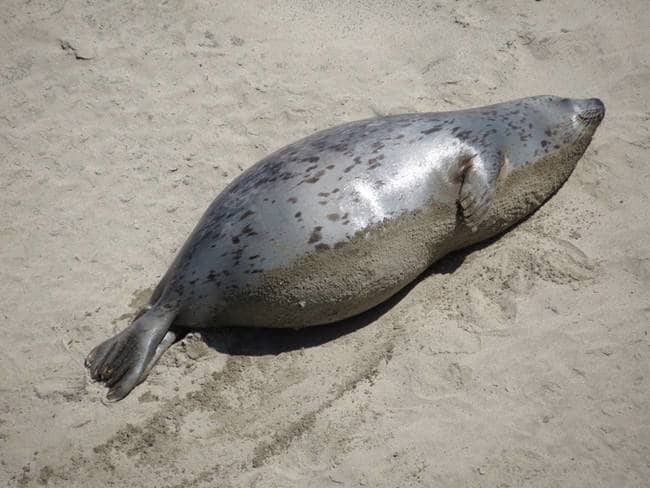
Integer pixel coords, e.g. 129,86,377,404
85,308,176,401
458,150,504,231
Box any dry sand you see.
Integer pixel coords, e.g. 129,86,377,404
1,1,649,486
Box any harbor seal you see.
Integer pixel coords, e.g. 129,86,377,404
86,95,605,400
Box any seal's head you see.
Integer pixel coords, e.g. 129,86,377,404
524,94,604,126
556,96,605,138
505,95,605,170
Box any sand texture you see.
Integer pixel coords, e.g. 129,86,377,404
1,1,649,486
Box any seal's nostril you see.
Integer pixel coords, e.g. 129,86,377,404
577,98,605,124
590,98,605,113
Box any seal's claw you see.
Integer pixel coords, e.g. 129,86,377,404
459,177,494,230
457,150,503,231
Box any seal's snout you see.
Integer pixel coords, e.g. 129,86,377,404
577,98,605,125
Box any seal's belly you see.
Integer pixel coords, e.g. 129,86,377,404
172,166,544,329
175,203,460,328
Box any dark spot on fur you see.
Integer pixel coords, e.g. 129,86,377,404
318,201,327,205
332,188,340,193
334,241,346,249
343,165,355,173
318,192,330,197
287,197,297,204
541,140,549,147
308,226,323,243
253,178,268,188
249,254,260,260
421,125,443,135
304,169,325,184
294,211,302,218
314,243,330,252
327,213,340,221
302,156,319,163
240,210,255,220
232,236,240,244
305,164,318,172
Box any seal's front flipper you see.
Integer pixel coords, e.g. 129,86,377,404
85,308,176,401
457,150,505,231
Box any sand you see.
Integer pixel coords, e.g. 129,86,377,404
1,1,649,486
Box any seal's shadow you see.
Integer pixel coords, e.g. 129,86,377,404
194,236,496,357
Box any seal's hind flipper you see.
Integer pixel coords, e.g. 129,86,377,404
85,308,176,401
458,150,505,231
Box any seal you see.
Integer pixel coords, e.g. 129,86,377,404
86,95,605,400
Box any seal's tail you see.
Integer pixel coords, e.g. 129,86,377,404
85,307,177,401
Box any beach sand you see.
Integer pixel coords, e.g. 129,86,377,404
1,1,648,486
